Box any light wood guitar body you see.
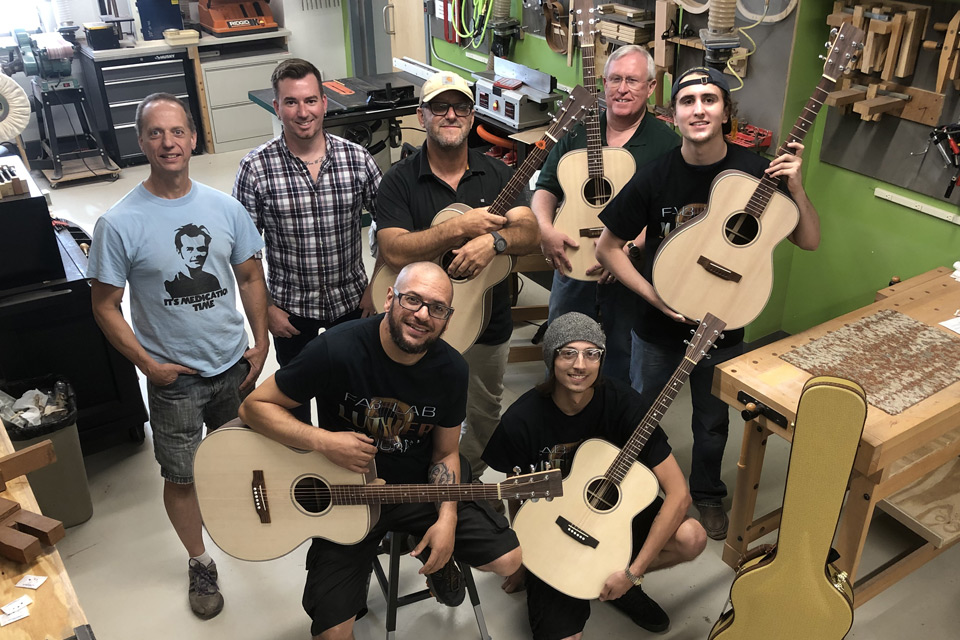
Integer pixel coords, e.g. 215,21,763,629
652,170,799,329
194,426,562,561
553,146,635,281
551,6,636,282
709,376,867,640
512,438,659,599
369,204,514,354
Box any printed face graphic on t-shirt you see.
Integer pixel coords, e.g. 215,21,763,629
164,223,224,301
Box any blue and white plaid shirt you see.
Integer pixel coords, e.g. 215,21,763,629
234,132,381,322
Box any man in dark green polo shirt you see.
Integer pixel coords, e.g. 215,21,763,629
534,45,679,386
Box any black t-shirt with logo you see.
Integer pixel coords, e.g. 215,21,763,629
275,315,468,484
482,378,671,478
600,143,790,350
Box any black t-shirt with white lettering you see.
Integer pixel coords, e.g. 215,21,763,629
275,315,468,484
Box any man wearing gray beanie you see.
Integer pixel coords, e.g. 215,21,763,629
483,312,706,638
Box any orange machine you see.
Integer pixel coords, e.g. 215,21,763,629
198,0,279,38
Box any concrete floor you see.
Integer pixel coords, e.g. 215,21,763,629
39,148,960,639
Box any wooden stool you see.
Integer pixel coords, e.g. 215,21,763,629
371,531,490,640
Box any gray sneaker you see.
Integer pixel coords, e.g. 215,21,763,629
188,558,224,619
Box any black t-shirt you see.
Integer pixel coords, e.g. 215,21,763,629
275,315,469,484
377,144,529,346
600,143,789,350
482,378,671,478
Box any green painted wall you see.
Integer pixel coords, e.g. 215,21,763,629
777,0,960,338
426,0,960,340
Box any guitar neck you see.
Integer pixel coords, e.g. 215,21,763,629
580,38,604,178
328,483,501,505
608,356,699,482
745,75,835,219
487,87,591,216
607,316,726,483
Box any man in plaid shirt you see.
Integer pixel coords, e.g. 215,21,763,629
234,58,382,424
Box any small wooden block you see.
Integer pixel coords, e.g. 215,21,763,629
853,95,905,120
881,13,905,81
826,87,868,107
10,509,66,546
0,439,57,488
0,524,42,564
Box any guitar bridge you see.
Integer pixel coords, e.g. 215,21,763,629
579,227,603,238
252,470,271,524
697,256,742,283
556,515,599,548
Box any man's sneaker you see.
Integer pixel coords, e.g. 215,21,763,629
696,502,729,541
188,558,224,620
609,585,670,633
416,545,466,607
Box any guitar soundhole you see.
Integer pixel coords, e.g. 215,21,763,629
293,476,331,514
582,177,613,207
724,213,760,246
439,250,468,282
584,478,620,513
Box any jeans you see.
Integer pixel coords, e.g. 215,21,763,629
147,358,250,484
547,273,636,385
635,337,743,504
274,307,362,424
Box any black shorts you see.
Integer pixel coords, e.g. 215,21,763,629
303,500,518,636
525,496,664,640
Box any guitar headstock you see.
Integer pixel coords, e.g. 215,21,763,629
684,312,727,361
499,469,563,501
573,0,597,42
546,84,593,137
821,22,865,82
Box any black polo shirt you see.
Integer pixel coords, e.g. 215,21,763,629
377,144,528,346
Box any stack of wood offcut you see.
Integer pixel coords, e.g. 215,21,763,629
596,3,653,45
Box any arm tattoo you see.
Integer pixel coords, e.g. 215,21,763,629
428,462,456,485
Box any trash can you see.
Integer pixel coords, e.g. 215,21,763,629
1,376,93,527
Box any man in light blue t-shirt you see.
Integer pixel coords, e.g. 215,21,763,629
88,93,269,621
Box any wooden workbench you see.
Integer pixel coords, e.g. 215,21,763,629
0,424,89,639
714,267,960,607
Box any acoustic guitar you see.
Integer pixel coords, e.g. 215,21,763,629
511,313,725,599
709,376,867,639
369,84,592,354
552,1,636,281
193,426,562,561
651,23,864,329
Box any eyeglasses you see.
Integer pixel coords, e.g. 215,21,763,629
395,291,454,319
556,347,604,363
605,75,648,90
423,101,474,117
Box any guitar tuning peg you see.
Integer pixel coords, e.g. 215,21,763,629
690,329,696,335
704,353,712,360
818,55,827,61
544,461,552,470
719,333,725,340
529,464,536,473
824,41,831,48
513,466,521,475
830,27,838,37
545,496,554,502
530,497,540,503
683,339,691,346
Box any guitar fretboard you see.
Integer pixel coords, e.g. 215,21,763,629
744,77,833,220
604,317,725,484
487,89,591,217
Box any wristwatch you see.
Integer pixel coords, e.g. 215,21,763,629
491,231,507,255
624,567,644,587
626,241,642,261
